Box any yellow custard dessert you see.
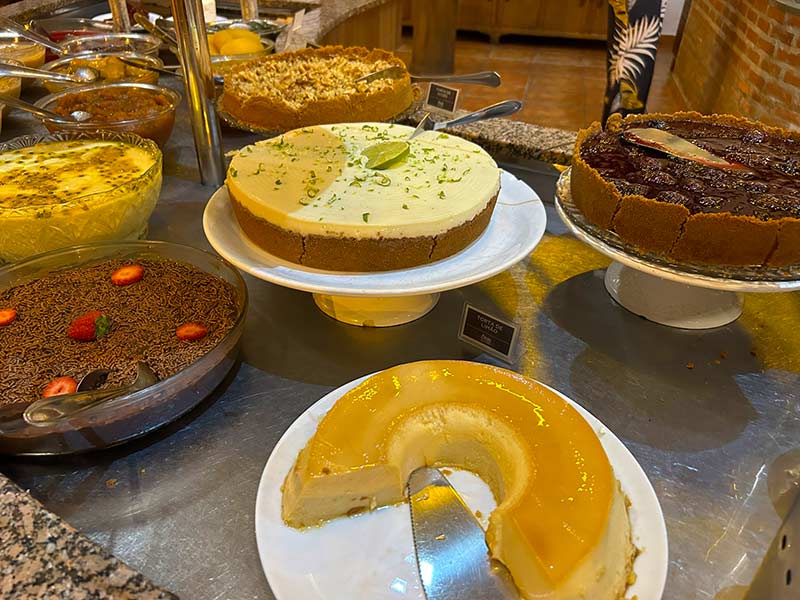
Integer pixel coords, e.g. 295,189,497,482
282,360,635,599
226,123,501,271
0,137,161,262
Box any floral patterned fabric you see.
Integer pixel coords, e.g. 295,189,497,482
603,0,666,124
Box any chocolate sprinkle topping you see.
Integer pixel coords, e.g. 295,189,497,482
0,258,239,409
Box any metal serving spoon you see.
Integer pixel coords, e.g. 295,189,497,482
0,15,65,54
0,95,92,122
0,61,99,84
23,362,158,427
408,99,523,141
356,66,501,88
117,55,224,85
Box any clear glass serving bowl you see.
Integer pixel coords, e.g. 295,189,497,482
35,82,181,148
0,130,162,263
41,51,162,93
60,32,161,57
0,240,248,455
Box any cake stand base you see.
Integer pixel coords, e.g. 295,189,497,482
604,262,744,329
312,293,440,327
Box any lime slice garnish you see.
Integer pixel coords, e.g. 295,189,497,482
362,141,410,170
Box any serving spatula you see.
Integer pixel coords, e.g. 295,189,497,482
407,467,518,600
621,127,752,172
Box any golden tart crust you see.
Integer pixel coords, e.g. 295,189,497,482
221,46,414,131
571,111,800,266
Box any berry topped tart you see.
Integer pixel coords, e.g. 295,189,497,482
570,111,800,266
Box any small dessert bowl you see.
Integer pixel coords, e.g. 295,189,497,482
60,32,161,57
40,51,162,93
34,81,180,148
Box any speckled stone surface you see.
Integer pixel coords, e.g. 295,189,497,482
0,474,177,599
404,107,576,165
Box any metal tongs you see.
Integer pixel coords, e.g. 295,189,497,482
356,66,501,87
408,99,522,141
23,362,158,427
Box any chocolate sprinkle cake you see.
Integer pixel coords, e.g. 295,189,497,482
0,258,239,409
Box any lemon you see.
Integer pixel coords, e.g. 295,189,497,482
362,141,410,170
218,36,264,56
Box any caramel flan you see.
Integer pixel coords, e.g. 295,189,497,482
282,360,635,599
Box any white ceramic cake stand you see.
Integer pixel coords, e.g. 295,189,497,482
254,372,668,600
556,169,800,329
203,170,546,326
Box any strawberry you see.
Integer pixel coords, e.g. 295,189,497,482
43,376,77,398
111,264,144,286
68,310,111,342
0,308,16,327
176,322,208,341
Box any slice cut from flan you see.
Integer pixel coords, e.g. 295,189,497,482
225,123,501,271
282,360,635,600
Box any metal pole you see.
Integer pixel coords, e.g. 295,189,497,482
170,0,226,187
108,0,131,32
240,0,259,21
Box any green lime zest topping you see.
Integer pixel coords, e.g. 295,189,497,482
362,212,370,222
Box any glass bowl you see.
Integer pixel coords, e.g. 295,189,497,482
0,58,22,117
0,240,248,455
41,51,161,93
207,19,276,76
0,130,162,263
0,34,46,87
29,17,115,61
35,82,181,148
60,32,161,57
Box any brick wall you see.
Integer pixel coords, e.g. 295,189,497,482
673,0,800,129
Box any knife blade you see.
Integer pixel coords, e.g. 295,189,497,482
407,467,518,600
744,486,800,599
355,67,501,87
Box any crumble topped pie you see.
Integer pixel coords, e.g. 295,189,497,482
221,46,414,132
571,112,800,266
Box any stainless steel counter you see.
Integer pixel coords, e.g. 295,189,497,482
2,86,800,600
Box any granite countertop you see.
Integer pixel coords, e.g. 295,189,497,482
0,474,176,598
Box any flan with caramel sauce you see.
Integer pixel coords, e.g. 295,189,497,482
282,360,636,599
0,136,161,262
225,123,501,271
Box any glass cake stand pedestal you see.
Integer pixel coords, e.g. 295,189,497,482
556,169,800,330
203,171,546,327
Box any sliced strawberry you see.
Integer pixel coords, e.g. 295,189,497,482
176,322,208,341
43,376,78,398
0,308,17,327
111,264,144,286
68,310,111,342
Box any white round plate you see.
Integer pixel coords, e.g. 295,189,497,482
203,170,546,297
255,373,669,600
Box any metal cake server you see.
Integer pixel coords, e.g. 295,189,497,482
356,66,501,87
407,467,518,600
408,100,522,141
23,362,158,427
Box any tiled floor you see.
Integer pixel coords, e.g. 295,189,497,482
395,33,687,132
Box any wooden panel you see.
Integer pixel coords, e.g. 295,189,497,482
321,0,403,51
496,0,607,40
457,0,497,30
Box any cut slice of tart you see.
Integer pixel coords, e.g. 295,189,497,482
282,360,635,600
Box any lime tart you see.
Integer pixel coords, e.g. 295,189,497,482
226,123,501,271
